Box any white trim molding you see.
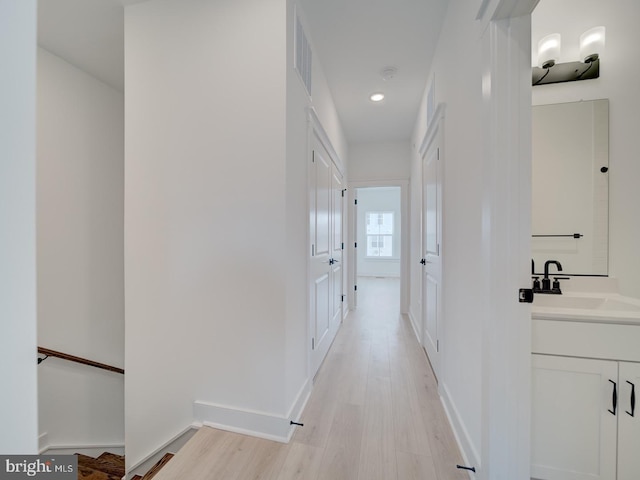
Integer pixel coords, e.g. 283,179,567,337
38,430,125,456
440,384,481,479
478,4,536,479
418,103,446,158
39,442,125,456
307,107,344,176
348,179,410,314
194,379,311,444
406,312,421,345
477,0,539,30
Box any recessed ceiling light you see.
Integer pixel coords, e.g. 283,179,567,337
370,92,385,102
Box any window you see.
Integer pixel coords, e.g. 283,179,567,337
366,211,393,257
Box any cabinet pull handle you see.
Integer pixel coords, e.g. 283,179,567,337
608,380,617,416
626,381,636,417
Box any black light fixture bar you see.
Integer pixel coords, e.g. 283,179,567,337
532,58,599,86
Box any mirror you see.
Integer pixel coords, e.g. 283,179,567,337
532,99,609,276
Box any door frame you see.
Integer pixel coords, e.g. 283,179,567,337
347,180,409,315
0,0,39,454
477,1,536,479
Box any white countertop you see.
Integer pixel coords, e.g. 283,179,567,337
531,277,640,325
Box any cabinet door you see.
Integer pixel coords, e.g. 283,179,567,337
531,355,618,480
618,362,640,480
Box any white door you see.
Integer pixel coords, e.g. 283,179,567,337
309,135,343,377
352,190,358,308
341,183,349,320
330,169,344,329
618,361,640,480
421,143,442,378
531,354,618,480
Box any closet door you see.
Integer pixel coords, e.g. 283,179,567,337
421,141,442,378
309,139,332,377
329,168,344,331
309,133,344,378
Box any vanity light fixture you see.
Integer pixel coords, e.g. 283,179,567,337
532,27,604,86
538,33,561,69
370,92,385,102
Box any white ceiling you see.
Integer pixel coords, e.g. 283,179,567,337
37,0,448,143
38,0,125,92
298,0,448,144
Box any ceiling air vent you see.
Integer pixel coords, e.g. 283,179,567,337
295,14,312,96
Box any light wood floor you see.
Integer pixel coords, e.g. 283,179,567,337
151,277,470,480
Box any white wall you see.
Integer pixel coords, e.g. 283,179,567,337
348,141,410,181
0,0,39,454
125,0,288,465
532,0,640,298
284,0,311,421
410,1,487,467
125,0,350,468
284,0,348,412
356,187,401,277
36,47,124,450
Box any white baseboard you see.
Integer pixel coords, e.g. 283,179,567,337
38,430,124,456
194,379,311,444
193,380,311,443
407,310,421,343
38,433,48,453
39,441,124,457
286,379,312,442
440,383,480,479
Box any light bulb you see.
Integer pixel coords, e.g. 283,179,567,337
580,26,605,63
538,33,561,69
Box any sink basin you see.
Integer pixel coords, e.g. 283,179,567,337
533,295,605,310
533,294,640,320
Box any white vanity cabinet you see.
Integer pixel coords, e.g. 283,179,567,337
532,319,640,480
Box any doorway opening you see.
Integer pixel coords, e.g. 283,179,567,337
354,186,403,314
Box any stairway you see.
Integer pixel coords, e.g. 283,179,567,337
130,453,174,480
76,452,125,480
76,452,174,480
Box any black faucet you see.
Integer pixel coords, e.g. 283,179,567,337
542,260,563,292
531,259,542,292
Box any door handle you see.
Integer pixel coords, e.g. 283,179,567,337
626,381,636,417
332,259,340,263
420,259,426,265
608,379,617,416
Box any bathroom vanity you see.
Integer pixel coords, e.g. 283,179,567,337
531,280,640,480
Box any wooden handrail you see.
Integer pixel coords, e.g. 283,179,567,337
37,347,124,375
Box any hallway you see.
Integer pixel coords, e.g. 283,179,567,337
152,277,469,480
